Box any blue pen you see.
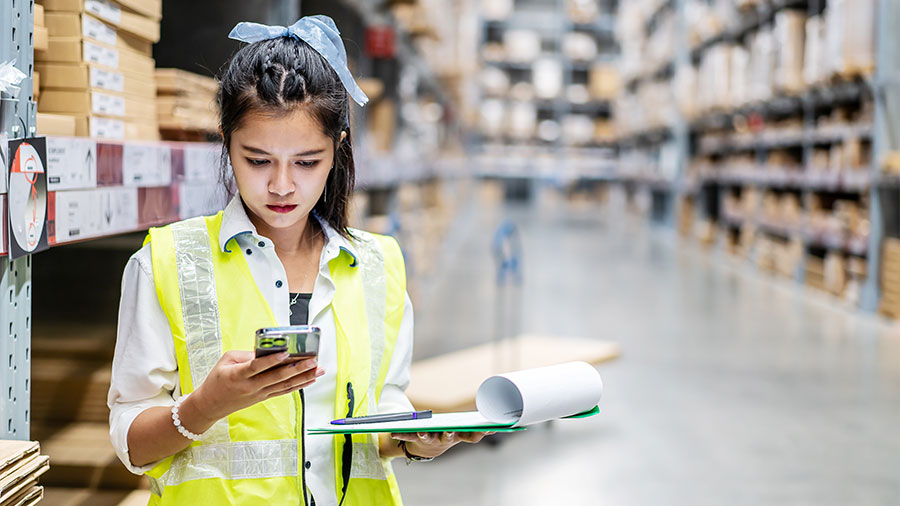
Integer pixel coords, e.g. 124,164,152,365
331,410,433,425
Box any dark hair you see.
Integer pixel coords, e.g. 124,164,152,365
217,36,355,236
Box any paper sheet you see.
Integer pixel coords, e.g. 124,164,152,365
476,361,604,427
309,361,603,434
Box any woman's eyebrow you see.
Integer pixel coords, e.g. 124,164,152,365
240,144,326,157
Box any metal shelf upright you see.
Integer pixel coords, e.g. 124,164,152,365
0,0,35,441
861,0,900,311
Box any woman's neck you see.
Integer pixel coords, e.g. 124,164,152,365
245,203,319,256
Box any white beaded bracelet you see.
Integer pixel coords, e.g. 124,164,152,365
172,394,203,442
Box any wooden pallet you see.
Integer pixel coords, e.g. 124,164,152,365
406,334,621,413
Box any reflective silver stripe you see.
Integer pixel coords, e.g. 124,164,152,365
350,441,387,480
171,218,230,445
153,440,299,492
351,230,387,414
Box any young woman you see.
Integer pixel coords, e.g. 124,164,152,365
108,16,487,505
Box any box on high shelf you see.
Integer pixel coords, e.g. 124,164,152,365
38,88,155,122
37,37,155,76
37,112,77,136
38,0,161,43
156,68,219,137
44,11,152,56
36,62,156,99
71,115,160,140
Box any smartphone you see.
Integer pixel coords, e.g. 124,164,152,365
255,326,320,358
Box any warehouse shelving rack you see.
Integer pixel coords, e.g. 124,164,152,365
474,0,620,189
618,0,899,313
0,0,35,441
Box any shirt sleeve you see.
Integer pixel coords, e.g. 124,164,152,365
377,292,416,414
107,243,180,475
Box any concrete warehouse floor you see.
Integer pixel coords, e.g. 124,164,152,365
395,184,900,506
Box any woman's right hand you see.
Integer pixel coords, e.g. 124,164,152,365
191,350,324,422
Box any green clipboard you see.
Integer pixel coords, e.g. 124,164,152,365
307,405,600,435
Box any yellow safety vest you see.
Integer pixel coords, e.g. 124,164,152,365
142,211,406,505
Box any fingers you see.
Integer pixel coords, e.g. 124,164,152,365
253,358,318,387
260,367,325,397
455,432,485,443
242,351,291,377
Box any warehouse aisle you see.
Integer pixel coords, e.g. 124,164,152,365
396,184,900,506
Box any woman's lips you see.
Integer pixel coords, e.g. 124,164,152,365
266,204,298,214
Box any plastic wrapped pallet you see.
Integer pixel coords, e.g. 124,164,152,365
803,15,825,87
774,10,806,94
700,43,732,111
826,0,877,78
563,32,597,62
567,0,599,24
561,115,594,146
503,30,541,62
730,45,749,108
674,63,699,119
533,58,563,99
749,27,775,103
479,99,505,139
508,101,537,140
482,0,513,21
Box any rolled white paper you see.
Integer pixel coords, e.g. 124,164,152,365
475,361,603,427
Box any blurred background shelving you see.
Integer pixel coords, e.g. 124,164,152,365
2,0,900,504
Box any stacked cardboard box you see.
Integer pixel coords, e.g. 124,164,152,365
880,239,900,319
30,324,149,498
156,69,218,140
34,0,161,140
0,441,49,506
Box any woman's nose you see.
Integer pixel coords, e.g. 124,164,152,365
268,163,294,196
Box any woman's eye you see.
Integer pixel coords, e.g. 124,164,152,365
246,158,269,167
296,160,319,168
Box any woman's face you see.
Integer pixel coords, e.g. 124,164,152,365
229,108,336,232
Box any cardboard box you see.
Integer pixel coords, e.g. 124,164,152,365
139,185,179,228
40,0,160,42
35,3,46,26
34,25,49,52
71,115,159,140
39,37,155,76
45,12,152,55
588,64,620,100
36,62,156,98
42,0,162,20
368,98,396,152
45,136,98,190
36,113,77,136
33,70,40,100
39,89,156,121
155,68,218,96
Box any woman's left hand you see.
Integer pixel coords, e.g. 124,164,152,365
389,431,494,459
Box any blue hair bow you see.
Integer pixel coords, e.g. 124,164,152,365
228,15,369,107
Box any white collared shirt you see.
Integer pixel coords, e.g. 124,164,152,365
108,195,415,505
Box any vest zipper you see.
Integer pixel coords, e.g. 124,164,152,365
299,389,309,506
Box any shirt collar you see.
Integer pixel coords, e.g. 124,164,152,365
218,193,359,266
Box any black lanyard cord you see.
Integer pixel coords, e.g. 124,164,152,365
338,382,354,506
